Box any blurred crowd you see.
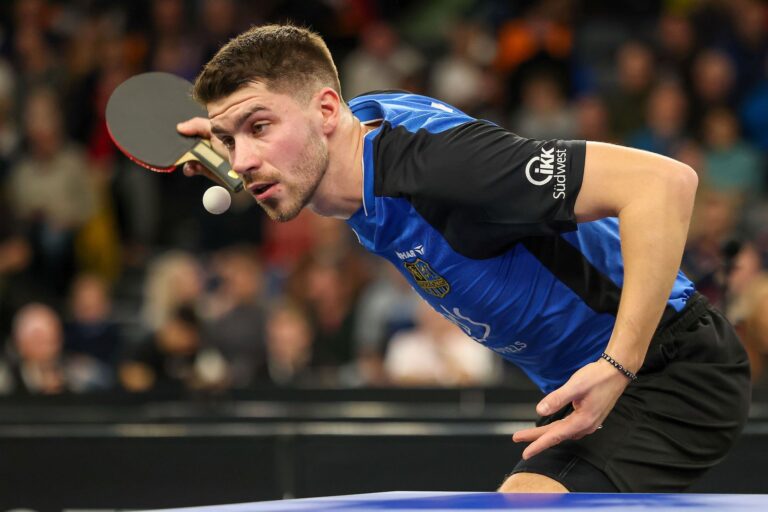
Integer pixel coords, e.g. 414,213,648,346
2,0,768,396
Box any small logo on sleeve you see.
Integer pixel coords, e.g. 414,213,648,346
525,145,569,199
403,258,451,298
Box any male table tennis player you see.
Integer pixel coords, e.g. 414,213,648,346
177,24,750,493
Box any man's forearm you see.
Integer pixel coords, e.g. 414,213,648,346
605,168,698,373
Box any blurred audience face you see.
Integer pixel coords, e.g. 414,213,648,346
13,303,63,363
703,108,740,149
361,23,397,59
158,309,200,355
14,0,47,28
693,50,735,103
729,0,767,45
521,74,565,114
692,190,740,244
216,249,263,304
24,88,64,159
152,0,185,34
647,81,687,135
167,254,203,302
203,0,237,37
576,96,610,141
617,41,654,93
305,256,349,306
730,244,763,297
266,302,312,366
658,14,695,60
70,274,111,324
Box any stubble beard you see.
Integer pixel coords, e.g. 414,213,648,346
258,131,329,222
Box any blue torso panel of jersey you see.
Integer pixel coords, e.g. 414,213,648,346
346,91,694,392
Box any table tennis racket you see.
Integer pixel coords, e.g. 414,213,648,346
106,71,243,193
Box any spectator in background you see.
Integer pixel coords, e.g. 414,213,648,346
287,249,366,384
6,87,97,295
626,79,688,156
701,107,762,198
720,0,768,98
1,302,106,394
354,263,421,385
429,22,495,114
147,0,201,80
0,201,36,342
263,299,316,386
120,304,223,392
730,273,768,389
0,57,19,178
199,0,242,63
2,303,66,394
493,0,574,105
575,95,615,143
260,209,317,290
605,40,656,140
63,273,122,387
204,246,268,388
385,301,499,387
340,21,425,99
655,12,699,91
739,54,768,152
726,242,764,321
690,49,737,126
682,189,742,304
11,20,64,122
512,71,577,140
141,250,204,333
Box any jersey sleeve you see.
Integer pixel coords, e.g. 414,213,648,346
373,120,585,237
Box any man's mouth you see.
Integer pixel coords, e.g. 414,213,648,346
249,182,277,200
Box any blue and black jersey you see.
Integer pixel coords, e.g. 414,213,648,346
346,91,694,392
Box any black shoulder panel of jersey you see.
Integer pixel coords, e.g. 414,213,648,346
372,119,586,259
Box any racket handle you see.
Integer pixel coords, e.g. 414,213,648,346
190,141,244,192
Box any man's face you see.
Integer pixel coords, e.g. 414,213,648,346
208,82,329,222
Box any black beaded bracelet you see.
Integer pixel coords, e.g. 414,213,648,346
600,352,638,381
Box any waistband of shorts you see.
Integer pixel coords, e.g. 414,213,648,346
654,291,709,343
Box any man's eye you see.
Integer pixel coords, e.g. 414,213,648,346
252,123,267,134
221,137,235,150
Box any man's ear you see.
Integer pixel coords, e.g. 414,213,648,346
315,87,341,136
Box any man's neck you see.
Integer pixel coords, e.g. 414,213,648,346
309,109,369,219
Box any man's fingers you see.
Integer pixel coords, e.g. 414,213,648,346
517,414,599,459
522,427,569,460
521,419,586,460
537,383,579,416
512,422,556,443
177,117,212,138
182,161,205,177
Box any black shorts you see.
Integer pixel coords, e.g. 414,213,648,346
511,292,751,492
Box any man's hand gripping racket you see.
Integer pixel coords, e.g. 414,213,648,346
106,72,242,193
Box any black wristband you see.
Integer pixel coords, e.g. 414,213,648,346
600,352,638,381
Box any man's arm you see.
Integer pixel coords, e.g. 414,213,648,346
513,141,698,459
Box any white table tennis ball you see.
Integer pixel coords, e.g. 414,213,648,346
202,185,231,215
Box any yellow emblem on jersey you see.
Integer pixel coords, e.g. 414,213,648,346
404,258,451,298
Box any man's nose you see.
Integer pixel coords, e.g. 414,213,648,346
231,144,262,175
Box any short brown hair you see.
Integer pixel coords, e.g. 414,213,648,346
193,24,341,104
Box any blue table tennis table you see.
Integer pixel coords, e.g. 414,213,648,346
150,491,768,511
